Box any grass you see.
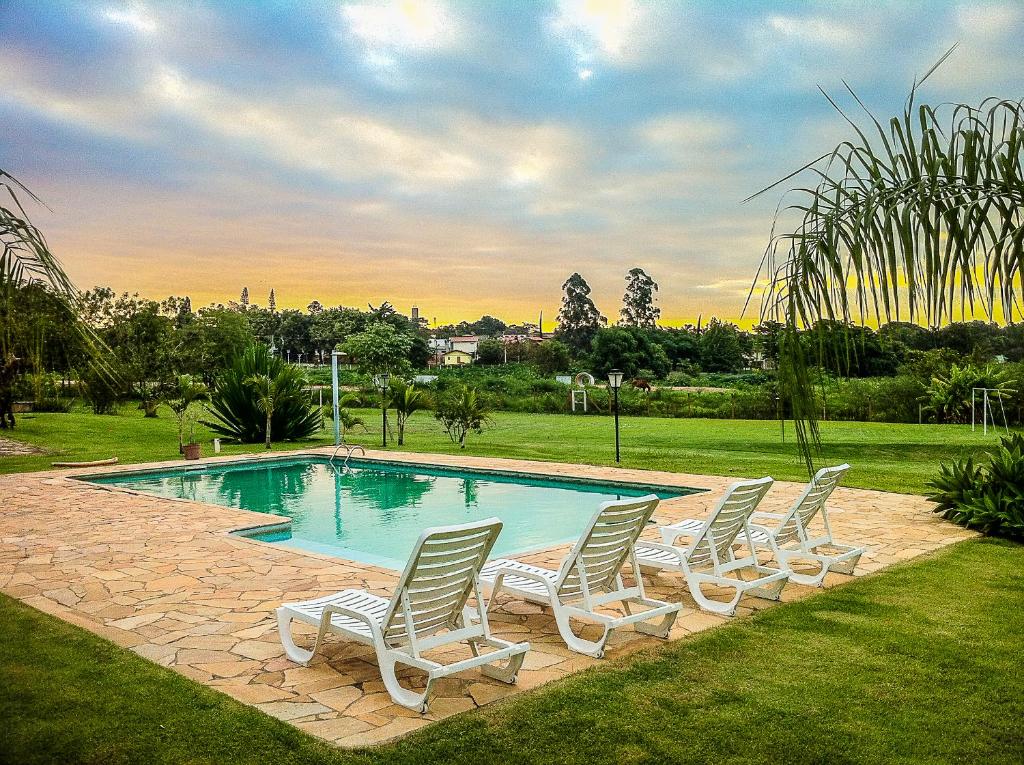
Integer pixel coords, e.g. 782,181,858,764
1,403,1009,493
2,539,1022,764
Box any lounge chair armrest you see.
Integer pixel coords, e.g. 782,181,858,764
493,565,553,585
637,540,686,562
750,511,785,523
660,526,697,546
320,603,384,640
490,565,559,598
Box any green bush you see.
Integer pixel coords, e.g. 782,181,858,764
204,345,321,443
928,432,1024,540
77,365,120,415
33,397,74,413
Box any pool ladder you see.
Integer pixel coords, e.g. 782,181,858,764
329,442,365,472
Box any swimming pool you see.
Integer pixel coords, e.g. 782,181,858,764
86,457,698,569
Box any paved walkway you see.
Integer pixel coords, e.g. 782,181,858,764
0,435,44,456
0,450,974,747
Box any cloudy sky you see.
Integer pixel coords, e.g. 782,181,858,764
2,1,1022,325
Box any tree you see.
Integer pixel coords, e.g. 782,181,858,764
240,287,249,308
1,170,83,356
470,315,507,337
435,386,491,448
307,300,323,314
1,169,104,405
390,379,426,446
923,363,1009,424
475,339,505,365
698,319,745,373
246,372,292,448
752,51,1024,469
165,374,210,453
82,289,174,407
620,268,660,328
529,340,571,375
556,273,606,353
407,334,432,369
206,345,320,443
172,308,253,384
752,321,784,369
342,321,413,377
268,289,276,313
590,327,670,379
277,309,313,360
653,328,700,369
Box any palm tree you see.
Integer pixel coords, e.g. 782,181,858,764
749,49,1024,469
435,386,491,449
245,373,285,449
1,169,107,400
389,380,426,446
166,374,210,453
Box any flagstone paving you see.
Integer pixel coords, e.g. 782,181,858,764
0,449,975,747
0,435,44,456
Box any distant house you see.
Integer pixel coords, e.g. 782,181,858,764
442,350,474,366
449,335,480,355
501,334,544,345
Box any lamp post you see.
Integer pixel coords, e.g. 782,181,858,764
372,372,390,448
331,350,342,446
608,369,624,463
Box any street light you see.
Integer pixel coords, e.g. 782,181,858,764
608,369,624,463
372,372,390,448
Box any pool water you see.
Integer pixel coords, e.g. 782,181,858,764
87,457,695,569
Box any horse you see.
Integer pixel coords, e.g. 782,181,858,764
630,378,652,393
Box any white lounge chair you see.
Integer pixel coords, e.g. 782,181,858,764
277,518,530,713
479,495,681,658
747,463,865,587
634,477,790,616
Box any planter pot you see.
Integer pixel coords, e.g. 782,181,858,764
183,443,202,460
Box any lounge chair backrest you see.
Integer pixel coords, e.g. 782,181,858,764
381,518,502,646
556,495,659,599
772,464,850,545
686,478,773,567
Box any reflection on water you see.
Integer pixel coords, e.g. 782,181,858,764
90,458,690,569
345,468,435,513
460,477,480,508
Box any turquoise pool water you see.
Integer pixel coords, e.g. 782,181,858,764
87,457,695,569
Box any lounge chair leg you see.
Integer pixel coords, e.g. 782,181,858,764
377,651,432,713
748,576,787,602
480,646,526,684
634,607,678,639
828,551,862,576
553,607,610,658
276,609,315,665
688,580,742,617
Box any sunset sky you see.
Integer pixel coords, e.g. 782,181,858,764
2,1,1022,326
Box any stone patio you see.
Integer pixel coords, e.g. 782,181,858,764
0,450,974,747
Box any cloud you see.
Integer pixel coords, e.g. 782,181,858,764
764,14,857,47
3,0,1023,325
101,1,158,34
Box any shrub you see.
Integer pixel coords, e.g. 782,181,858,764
205,345,321,443
33,397,74,413
927,432,1024,540
435,386,491,448
78,364,120,415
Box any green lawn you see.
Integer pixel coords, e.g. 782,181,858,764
1,404,1008,493
2,539,1022,764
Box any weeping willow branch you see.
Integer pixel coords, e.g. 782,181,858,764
747,50,1024,473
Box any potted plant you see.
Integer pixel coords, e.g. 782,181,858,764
166,374,210,460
